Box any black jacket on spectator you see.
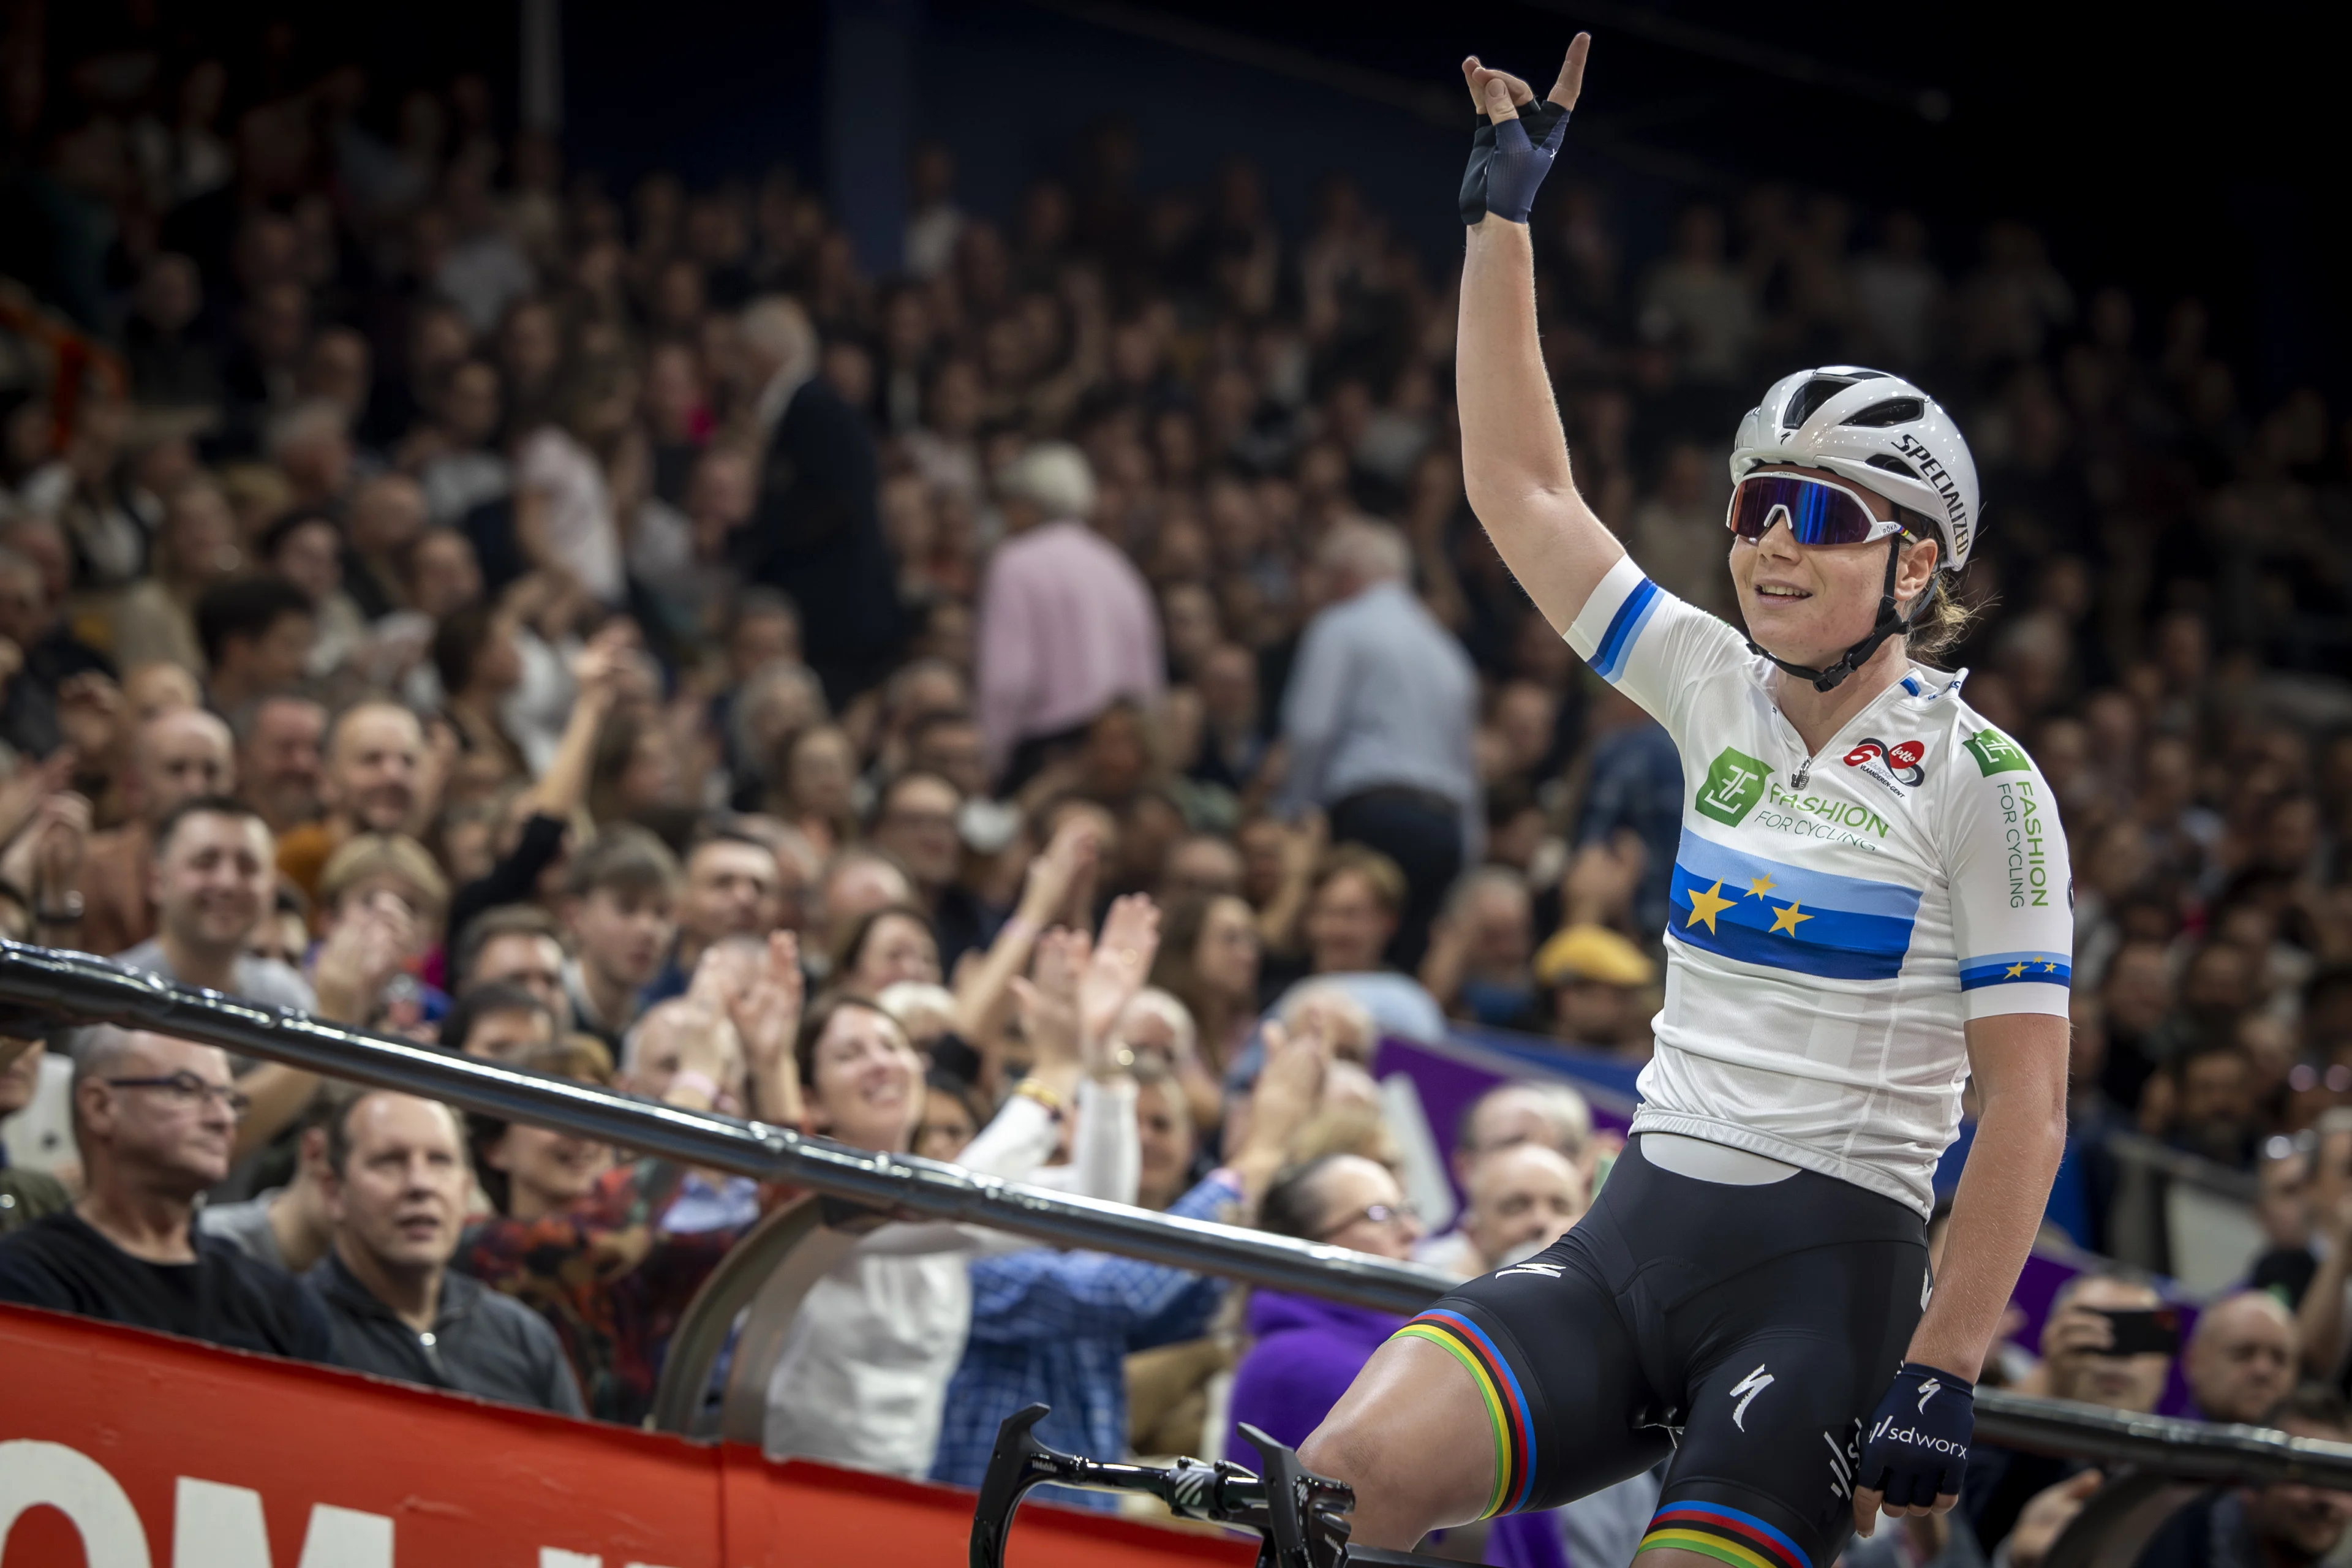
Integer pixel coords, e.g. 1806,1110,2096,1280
0,1208,332,1361
1963,1442,2086,1553
2134,1490,2260,1568
0,627,115,761
305,1248,584,1416
446,812,567,947
731,376,905,707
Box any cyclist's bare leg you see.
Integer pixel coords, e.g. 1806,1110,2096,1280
1297,1334,1501,1550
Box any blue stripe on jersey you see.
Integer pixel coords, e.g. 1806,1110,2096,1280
1676,830,1924,922
1589,577,1661,683
1959,952,2072,989
1666,835,1921,981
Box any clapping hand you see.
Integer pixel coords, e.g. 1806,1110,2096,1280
1078,894,1161,1072
1,789,91,909
312,889,418,1024
731,931,806,1126
1012,926,1087,1071
1227,1020,1333,1203
1019,814,1101,927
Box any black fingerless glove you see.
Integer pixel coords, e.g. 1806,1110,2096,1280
1856,1363,1975,1510
1460,100,1570,226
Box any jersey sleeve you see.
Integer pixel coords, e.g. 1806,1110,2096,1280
1564,556,1750,740
1938,724,2075,1020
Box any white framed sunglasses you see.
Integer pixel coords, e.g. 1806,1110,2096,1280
1727,470,1908,548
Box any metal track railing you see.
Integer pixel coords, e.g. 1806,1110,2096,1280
6,938,2351,1496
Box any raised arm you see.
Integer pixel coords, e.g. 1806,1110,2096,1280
1456,37,1625,635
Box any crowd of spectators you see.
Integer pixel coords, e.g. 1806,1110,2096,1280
0,29,2347,1568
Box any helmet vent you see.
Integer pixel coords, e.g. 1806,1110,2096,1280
1845,398,1924,428
1866,454,1920,478
1782,377,1852,431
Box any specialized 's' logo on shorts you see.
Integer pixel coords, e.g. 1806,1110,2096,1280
1696,747,1770,826
1825,1421,1861,1500
1729,1362,1774,1431
1915,1378,1942,1412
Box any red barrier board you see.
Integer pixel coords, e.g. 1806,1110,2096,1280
0,1303,1256,1568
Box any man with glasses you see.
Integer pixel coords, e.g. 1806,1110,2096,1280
0,1026,332,1360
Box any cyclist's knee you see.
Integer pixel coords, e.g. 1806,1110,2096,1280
1297,1338,1499,1540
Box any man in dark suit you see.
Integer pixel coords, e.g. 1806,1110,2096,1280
726,295,905,709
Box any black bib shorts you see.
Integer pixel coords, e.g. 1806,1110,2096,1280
1396,1137,1929,1568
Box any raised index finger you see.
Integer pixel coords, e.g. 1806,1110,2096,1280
1548,32,1594,111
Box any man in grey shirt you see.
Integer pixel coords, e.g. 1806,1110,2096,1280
306,1089,583,1416
112,796,316,1014
110,795,402,1164
198,1085,345,1273
1278,520,1482,968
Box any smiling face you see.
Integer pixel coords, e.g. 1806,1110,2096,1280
807,1003,925,1152
484,1120,611,1218
328,706,424,834
152,809,275,960
1728,463,1939,671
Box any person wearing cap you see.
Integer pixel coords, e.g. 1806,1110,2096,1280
1532,924,1657,1055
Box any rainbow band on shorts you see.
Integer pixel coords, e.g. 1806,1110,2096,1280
1392,1309,1536,1517
1638,1500,1811,1568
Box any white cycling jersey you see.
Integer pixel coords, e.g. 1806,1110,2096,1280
1566,557,2073,1215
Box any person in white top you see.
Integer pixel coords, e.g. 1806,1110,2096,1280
762,897,1158,1477
1294,38,2071,1568
514,360,631,607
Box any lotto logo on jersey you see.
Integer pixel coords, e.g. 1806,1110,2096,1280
1964,728,2031,777
1695,747,1770,826
1844,736,1926,791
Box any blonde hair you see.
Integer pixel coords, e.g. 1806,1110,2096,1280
1894,509,1980,663
1902,571,1978,664
318,832,451,924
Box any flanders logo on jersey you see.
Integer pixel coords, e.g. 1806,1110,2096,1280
1695,747,1770,826
1964,729,2031,777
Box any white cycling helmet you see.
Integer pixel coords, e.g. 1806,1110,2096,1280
1730,366,1980,573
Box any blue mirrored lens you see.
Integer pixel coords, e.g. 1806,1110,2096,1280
1728,476,1877,545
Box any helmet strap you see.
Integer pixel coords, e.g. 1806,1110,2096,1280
1746,535,1921,694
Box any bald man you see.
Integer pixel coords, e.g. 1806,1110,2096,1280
1415,1079,1601,1279
1461,1142,1589,1275
77,706,237,954
2185,1289,2300,1425
276,700,426,900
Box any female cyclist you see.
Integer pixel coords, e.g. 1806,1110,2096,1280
1297,36,2073,1568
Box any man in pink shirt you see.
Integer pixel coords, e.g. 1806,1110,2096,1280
974,444,1164,790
